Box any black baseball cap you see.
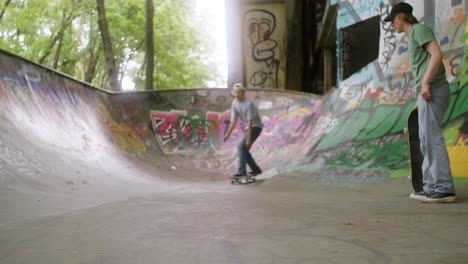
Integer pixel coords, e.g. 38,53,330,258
383,2,413,22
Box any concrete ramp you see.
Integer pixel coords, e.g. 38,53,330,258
2,48,466,178
0,48,465,208
1,49,467,220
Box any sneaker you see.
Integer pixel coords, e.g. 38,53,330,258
409,191,428,201
248,170,262,176
231,173,246,178
421,192,456,203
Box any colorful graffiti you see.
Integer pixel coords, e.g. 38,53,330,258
150,110,221,154
145,93,323,174
0,0,466,185
98,104,147,154
149,100,320,154
333,0,468,178
243,4,285,89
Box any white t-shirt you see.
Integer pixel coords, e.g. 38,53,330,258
230,98,263,129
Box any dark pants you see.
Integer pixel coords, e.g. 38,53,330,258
237,127,262,175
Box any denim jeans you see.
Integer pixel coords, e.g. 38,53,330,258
237,127,262,175
417,83,455,194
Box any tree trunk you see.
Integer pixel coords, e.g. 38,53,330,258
85,47,101,83
0,0,12,20
39,2,80,64
145,0,154,91
84,12,100,84
52,33,65,69
96,0,121,91
53,9,67,69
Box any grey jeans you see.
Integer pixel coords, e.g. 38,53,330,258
417,83,455,194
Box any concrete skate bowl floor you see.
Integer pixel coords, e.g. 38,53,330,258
1,50,468,263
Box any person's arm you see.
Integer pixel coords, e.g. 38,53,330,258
224,103,238,142
223,120,237,142
245,120,253,150
421,40,444,101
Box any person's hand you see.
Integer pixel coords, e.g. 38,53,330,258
223,134,229,142
245,140,252,150
421,83,432,101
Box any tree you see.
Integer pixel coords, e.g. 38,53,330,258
149,0,220,89
145,0,154,91
83,9,102,83
39,0,81,65
0,0,224,91
96,0,121,91
0,0,12,20
53,9,67,69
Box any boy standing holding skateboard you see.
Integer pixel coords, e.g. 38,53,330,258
223,83,263,177
384,3,455,203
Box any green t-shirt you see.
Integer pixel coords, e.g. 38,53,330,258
408,24,448,94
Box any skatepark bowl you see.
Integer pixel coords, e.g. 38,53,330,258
1,50,468,263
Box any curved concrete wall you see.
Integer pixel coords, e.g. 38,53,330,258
0,47,466,189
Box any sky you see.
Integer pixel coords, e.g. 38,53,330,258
194,0,228,88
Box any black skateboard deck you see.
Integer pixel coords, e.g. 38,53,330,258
407,108,424,192
230,175,256,184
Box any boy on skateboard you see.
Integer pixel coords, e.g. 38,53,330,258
223,83,263,177
384,3,456,203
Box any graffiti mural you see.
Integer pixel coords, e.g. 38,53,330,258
243,4,285,89
150,110,221,154
0,0,466,187
144,92,323,175
332,0,468,179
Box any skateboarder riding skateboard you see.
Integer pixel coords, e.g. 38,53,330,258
384,2,456,203
223,83,263,178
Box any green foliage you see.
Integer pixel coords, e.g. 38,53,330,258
0,0,223,90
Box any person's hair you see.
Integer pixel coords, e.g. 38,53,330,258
232,83,246,91
402,13,419,24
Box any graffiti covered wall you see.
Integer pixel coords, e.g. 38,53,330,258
243,4,286,89
144,90,321,175
0,0,466,187
0,51,322,180
330,0,468,180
